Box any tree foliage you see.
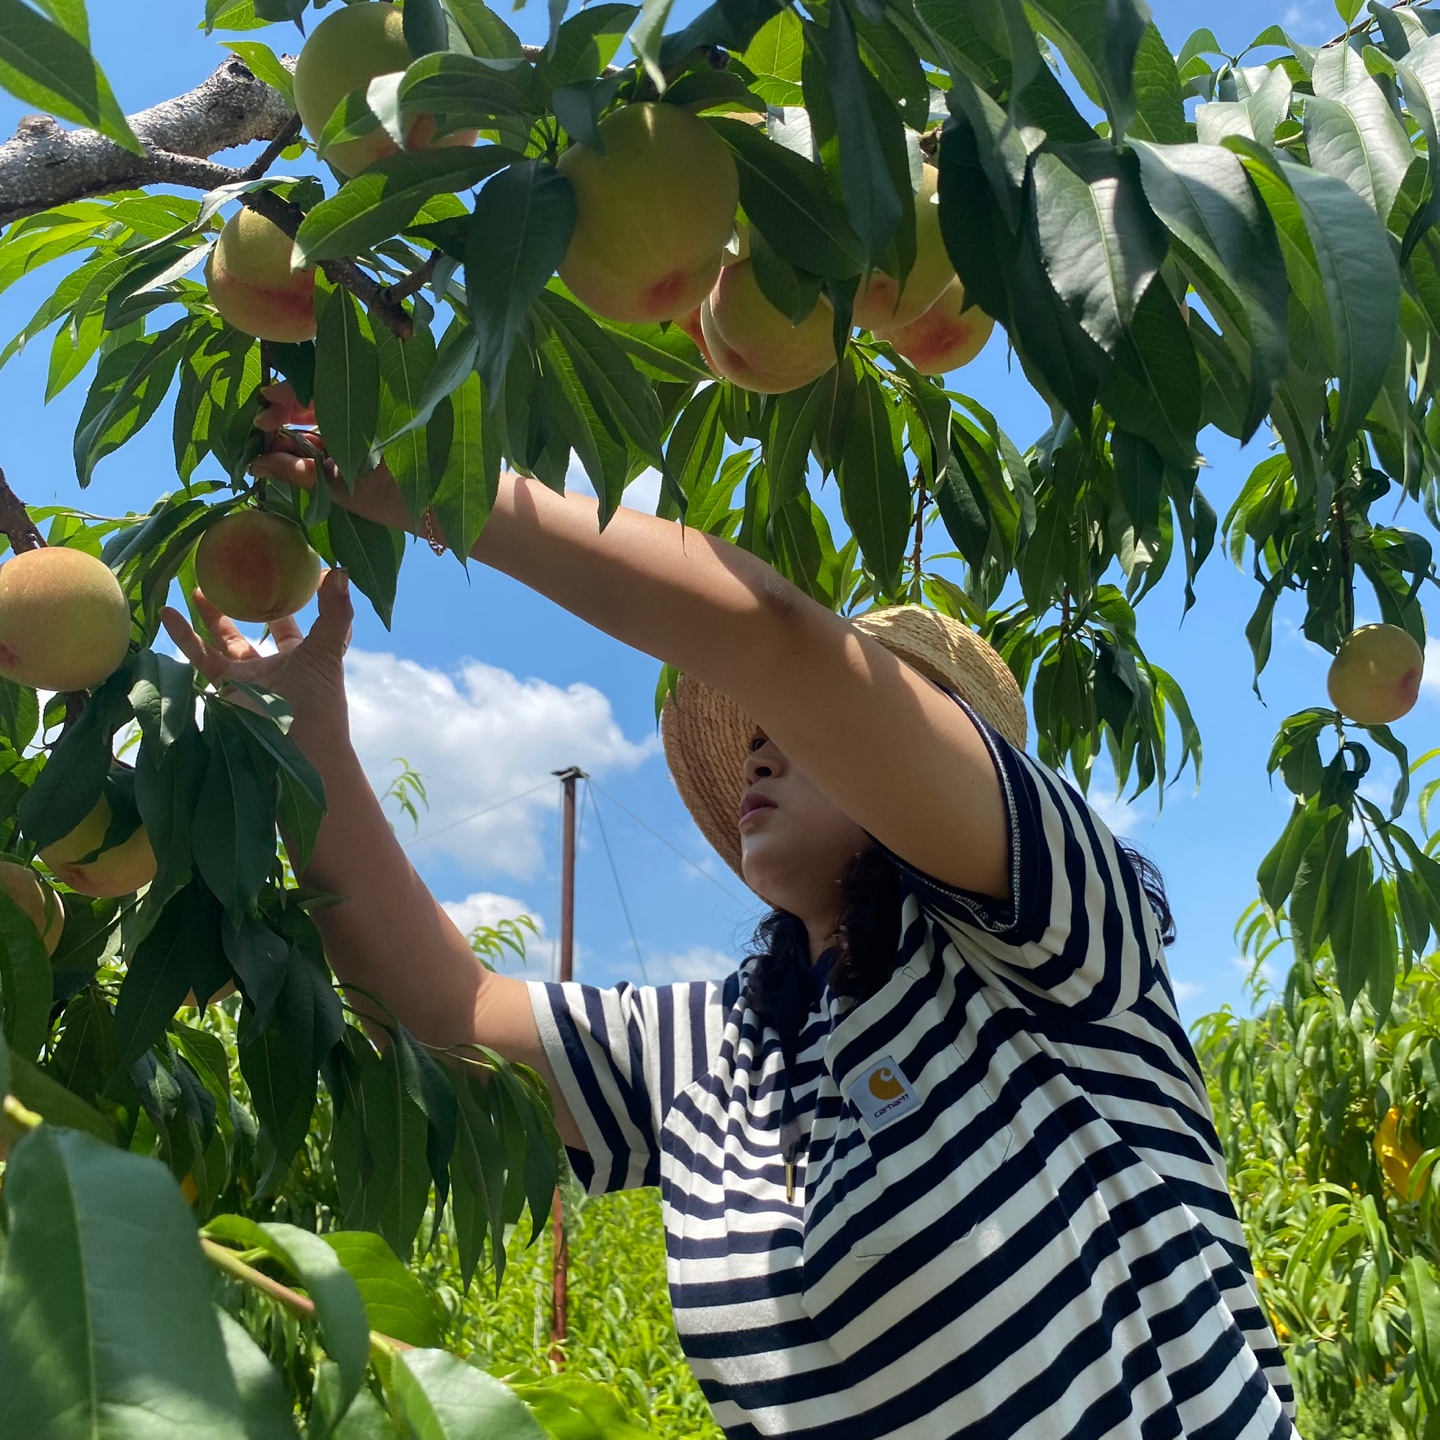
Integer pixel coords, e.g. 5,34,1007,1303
4,0,1440,1430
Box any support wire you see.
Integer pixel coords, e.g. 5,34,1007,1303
588,781,650,984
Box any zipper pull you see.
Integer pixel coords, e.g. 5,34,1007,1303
785,1157,796,1203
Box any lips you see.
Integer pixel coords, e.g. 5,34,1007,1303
738,790,776,823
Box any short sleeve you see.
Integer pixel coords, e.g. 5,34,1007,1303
527,978,726,1195
877,696,1162,1019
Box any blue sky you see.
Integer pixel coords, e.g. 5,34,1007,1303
3,0,1432,1023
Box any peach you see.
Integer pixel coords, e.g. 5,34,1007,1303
700,257,837,393
874,277,994,375
1327,624,1426,725
0,547,130,693
194,511,322,624
676,304,717,371
206,209,316,344
558,102,740,324
0,860,64,955
40,796,156,899
294,1,476,177
852,165,956,333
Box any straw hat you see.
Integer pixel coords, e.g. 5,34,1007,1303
660,605,1027,881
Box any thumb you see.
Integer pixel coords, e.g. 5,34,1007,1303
306,568,355,657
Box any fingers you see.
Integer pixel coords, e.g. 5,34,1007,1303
249,449,321,491
256,381,317,432
160,607,230,685
269,614,305,649
306,568,355,658
191,591,262,662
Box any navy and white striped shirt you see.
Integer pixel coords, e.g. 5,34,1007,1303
530,704,1294,1438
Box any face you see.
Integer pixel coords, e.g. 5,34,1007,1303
737,729,874,922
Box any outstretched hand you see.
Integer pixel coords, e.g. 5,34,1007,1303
249,380,329,493
249,381,412,532
160,567,355,743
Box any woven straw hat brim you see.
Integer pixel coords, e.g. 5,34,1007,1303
660,605,1027,883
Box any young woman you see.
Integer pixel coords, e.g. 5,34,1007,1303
162,388,1294,1439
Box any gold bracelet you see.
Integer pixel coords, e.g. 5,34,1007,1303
421,507,446,557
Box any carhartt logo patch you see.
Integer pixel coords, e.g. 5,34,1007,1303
848,1056,917,1131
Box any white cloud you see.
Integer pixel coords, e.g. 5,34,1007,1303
441,890,546,977
642,944,737,984
563,457,664,515
1424,638,1440,696
442,889,543,936
1170,978,1204,1004
1087,786,1141,839
345,650,656,878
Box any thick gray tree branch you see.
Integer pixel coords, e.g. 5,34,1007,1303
0,53,418,335
0,53,298,229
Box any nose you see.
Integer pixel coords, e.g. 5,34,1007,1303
744,738,784,784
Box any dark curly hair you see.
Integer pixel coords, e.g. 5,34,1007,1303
744,839,1174,1019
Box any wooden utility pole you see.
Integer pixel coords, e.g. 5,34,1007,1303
549,765,584,1367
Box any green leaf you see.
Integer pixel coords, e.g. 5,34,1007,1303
1281,156,1403,465
237,947,342,1195
659,0,781,63
0,0,141,153
1257,801,1325,913
1032,142,1169,356
332,1035,432,1259
0,677,37,751
389,1349,548,1440
1397,38,1440,259
1304,83,1416,223
314,280,381,488
1132,141,1289,443
708,116,864,279
0,1127,246,1440
191,706,277,920
1130,22,1186,144
425,371,497,562
0,883,52,1063
376,324,440,525
824,0,904,265
130,650,195,750
534,290,664,472
446,0,524,59
1096,277,1202,472
837,373,910,597
223,911,289,1032
74,319,192,486
1027,0,1148,139
294,148,516,266
206,1216,369,1431
466,160,576,398
1407,1258,1440,1413
1328,846,1382,1007
742,7,804,96
540,4,637,88
7,1052,114,1142
762,381,826,510
629,0,675,90
113,883,223,1075
327,508,404,629
322,1231,442,1347
18,660,133,850
216,1310,301,1440
219,39,295,106
403,0,449,57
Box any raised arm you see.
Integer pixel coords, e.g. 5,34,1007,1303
160,577,585,1148
255,419,1009,901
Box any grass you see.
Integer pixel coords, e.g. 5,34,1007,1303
436,1187,724,1439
